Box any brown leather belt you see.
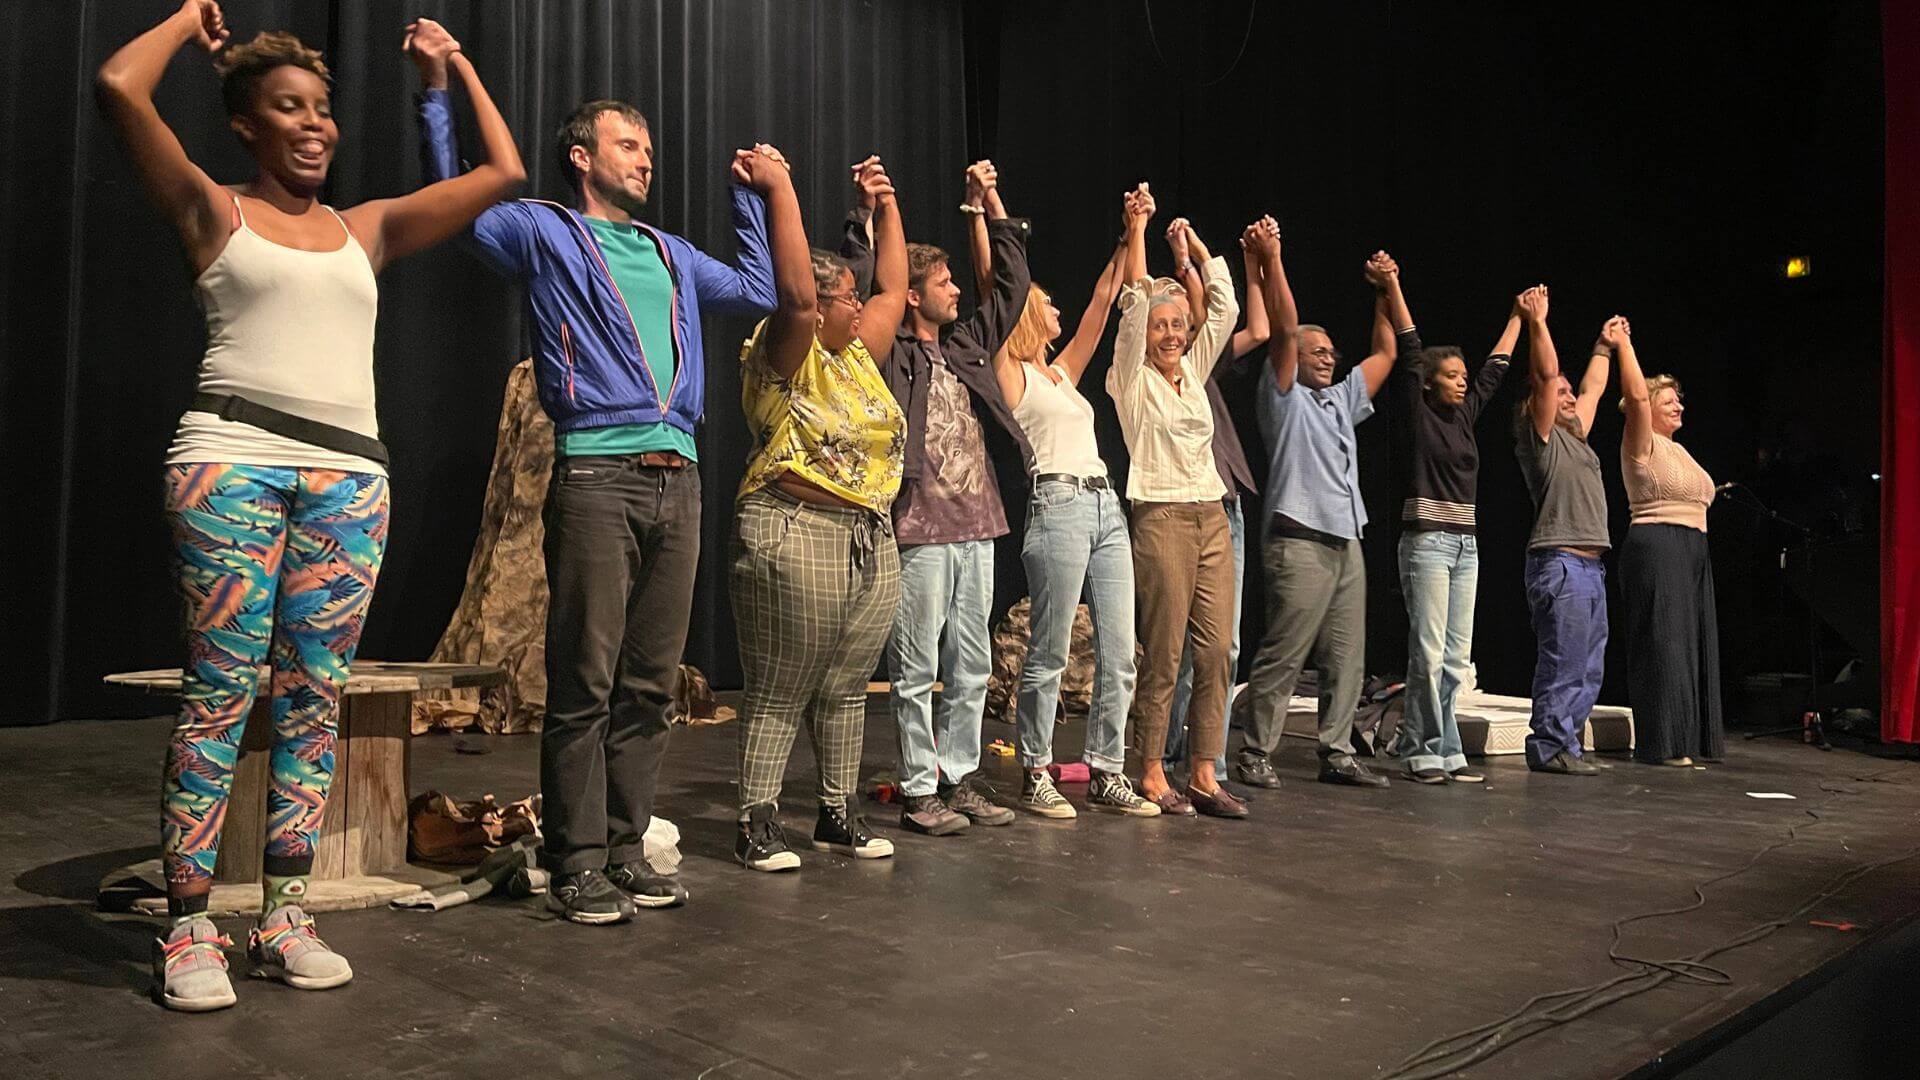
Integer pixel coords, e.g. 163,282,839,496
636,451,690,469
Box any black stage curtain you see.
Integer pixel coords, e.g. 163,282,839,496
4,1,968,723
967,0,1884,707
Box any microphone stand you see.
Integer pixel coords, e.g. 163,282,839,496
1717,483,1830,750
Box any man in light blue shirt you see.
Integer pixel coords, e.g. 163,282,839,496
1236,245,1417,790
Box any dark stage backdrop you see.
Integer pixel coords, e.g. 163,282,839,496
4,0,969,724
966,1,1885,708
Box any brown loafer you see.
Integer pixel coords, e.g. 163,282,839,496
1188,785,1248,819
1150,789,1195,816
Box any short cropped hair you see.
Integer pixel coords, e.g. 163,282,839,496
555,100,651,192
215,31,329,116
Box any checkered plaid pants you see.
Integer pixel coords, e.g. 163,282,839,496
731,488,901,812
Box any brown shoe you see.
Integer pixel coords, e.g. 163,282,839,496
1149,789,1195,816
1188,785,1248,819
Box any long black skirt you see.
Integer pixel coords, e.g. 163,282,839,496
1621,523,1725,761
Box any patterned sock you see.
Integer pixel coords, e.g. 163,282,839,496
262,874,310,917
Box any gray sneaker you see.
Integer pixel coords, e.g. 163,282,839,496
248,906,353,990
153,917,237,1013
940,780,1015,826
1086,770,1162,817
900,793,970,836
1020,771,1078,819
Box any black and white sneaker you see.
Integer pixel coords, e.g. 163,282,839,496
737,805,801,872
811,803,894,859
605,861,689,908
1086,770,1161,817
546,869,634,925
1020,770,1078,819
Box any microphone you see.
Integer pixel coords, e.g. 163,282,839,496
1713,481,1739,495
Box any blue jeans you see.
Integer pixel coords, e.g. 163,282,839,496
1165,496,1245,769
887,540,994,797
1523,549,1609,767
1395,530,1478,773
1017,481,1135,773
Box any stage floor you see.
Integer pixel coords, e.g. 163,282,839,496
4,704,1918,1079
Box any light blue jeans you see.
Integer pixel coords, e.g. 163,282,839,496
1395,530,1479,772
1016,481,1135,773
1165,496,1246,769
887,539,994,797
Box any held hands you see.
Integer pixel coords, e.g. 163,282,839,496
403,18,461,84
1363,250,1400,290
963,160,997,208
849,155,894,209
1240,215,1282,258
179,0,229,52
1122,183,1156,232
732,143,794,194
1517,284,1550,324
1597,315,1631,353
1165,218,1192,268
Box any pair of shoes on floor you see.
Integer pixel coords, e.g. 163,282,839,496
902,778,1018,835
548,859,691,925
1531,751,1601,775
154,906,353,1012
735,803,893,873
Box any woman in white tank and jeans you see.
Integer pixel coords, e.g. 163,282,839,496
98,3,522,1012
985,195,1157,819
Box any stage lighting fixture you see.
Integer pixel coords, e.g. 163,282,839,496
1783,256,1812,278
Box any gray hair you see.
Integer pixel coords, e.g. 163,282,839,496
809,249,852,297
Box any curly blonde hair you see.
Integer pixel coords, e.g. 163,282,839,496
1619,373,1682,413
215,31,329,116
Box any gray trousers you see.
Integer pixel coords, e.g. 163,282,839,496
1241,533,1366,764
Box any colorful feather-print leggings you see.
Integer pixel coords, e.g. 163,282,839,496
160,463,390,890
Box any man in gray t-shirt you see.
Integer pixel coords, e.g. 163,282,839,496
1514,288,1618,775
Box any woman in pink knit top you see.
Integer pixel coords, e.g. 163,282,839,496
1608,317,1724,766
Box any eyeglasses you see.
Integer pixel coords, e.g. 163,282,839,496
1304,346,1339,361
820,291,863,310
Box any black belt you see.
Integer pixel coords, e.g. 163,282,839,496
1033,473,1110,491
1267,516,1347,548
193,393,389,465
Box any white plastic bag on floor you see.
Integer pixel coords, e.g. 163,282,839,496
643,816,682,875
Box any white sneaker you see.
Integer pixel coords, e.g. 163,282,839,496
248,906,353,990
153,917,237,1012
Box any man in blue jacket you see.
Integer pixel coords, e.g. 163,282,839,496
419,60,777,925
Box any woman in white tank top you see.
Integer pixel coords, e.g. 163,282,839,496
97,3,523,1013
968,198,1147,819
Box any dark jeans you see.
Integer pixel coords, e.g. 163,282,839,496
540,455,701,874
1523,548,1608,768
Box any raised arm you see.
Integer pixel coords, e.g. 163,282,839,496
1605,316,1647,458
950,160,1030,356
1357,251,1413,398
94,0,234,274
1167,218,1205,330
1182,225,1239,382
1520,286,1558,442
1228,230,1271,362
742,148,814,379
1574,320,1614,437
855,160,909,355
1461,300,1523,422
1054,241,1128,385
838,157,878,296
1107,187,1158,400
1252,217,1297,391
964,160,996,298
343,21,524,274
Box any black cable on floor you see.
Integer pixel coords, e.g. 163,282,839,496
1379,768,1920,1080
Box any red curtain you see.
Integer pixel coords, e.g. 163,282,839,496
1884,1,1920,743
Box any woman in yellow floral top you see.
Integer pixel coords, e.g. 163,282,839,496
731,155,909,872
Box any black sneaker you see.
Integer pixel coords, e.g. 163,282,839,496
737,805,801,872
546,869,634,925
939,780,1016,826
605,861,689,908
1531,751,1600,776
812,803,895,859
1086,770,1161,817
